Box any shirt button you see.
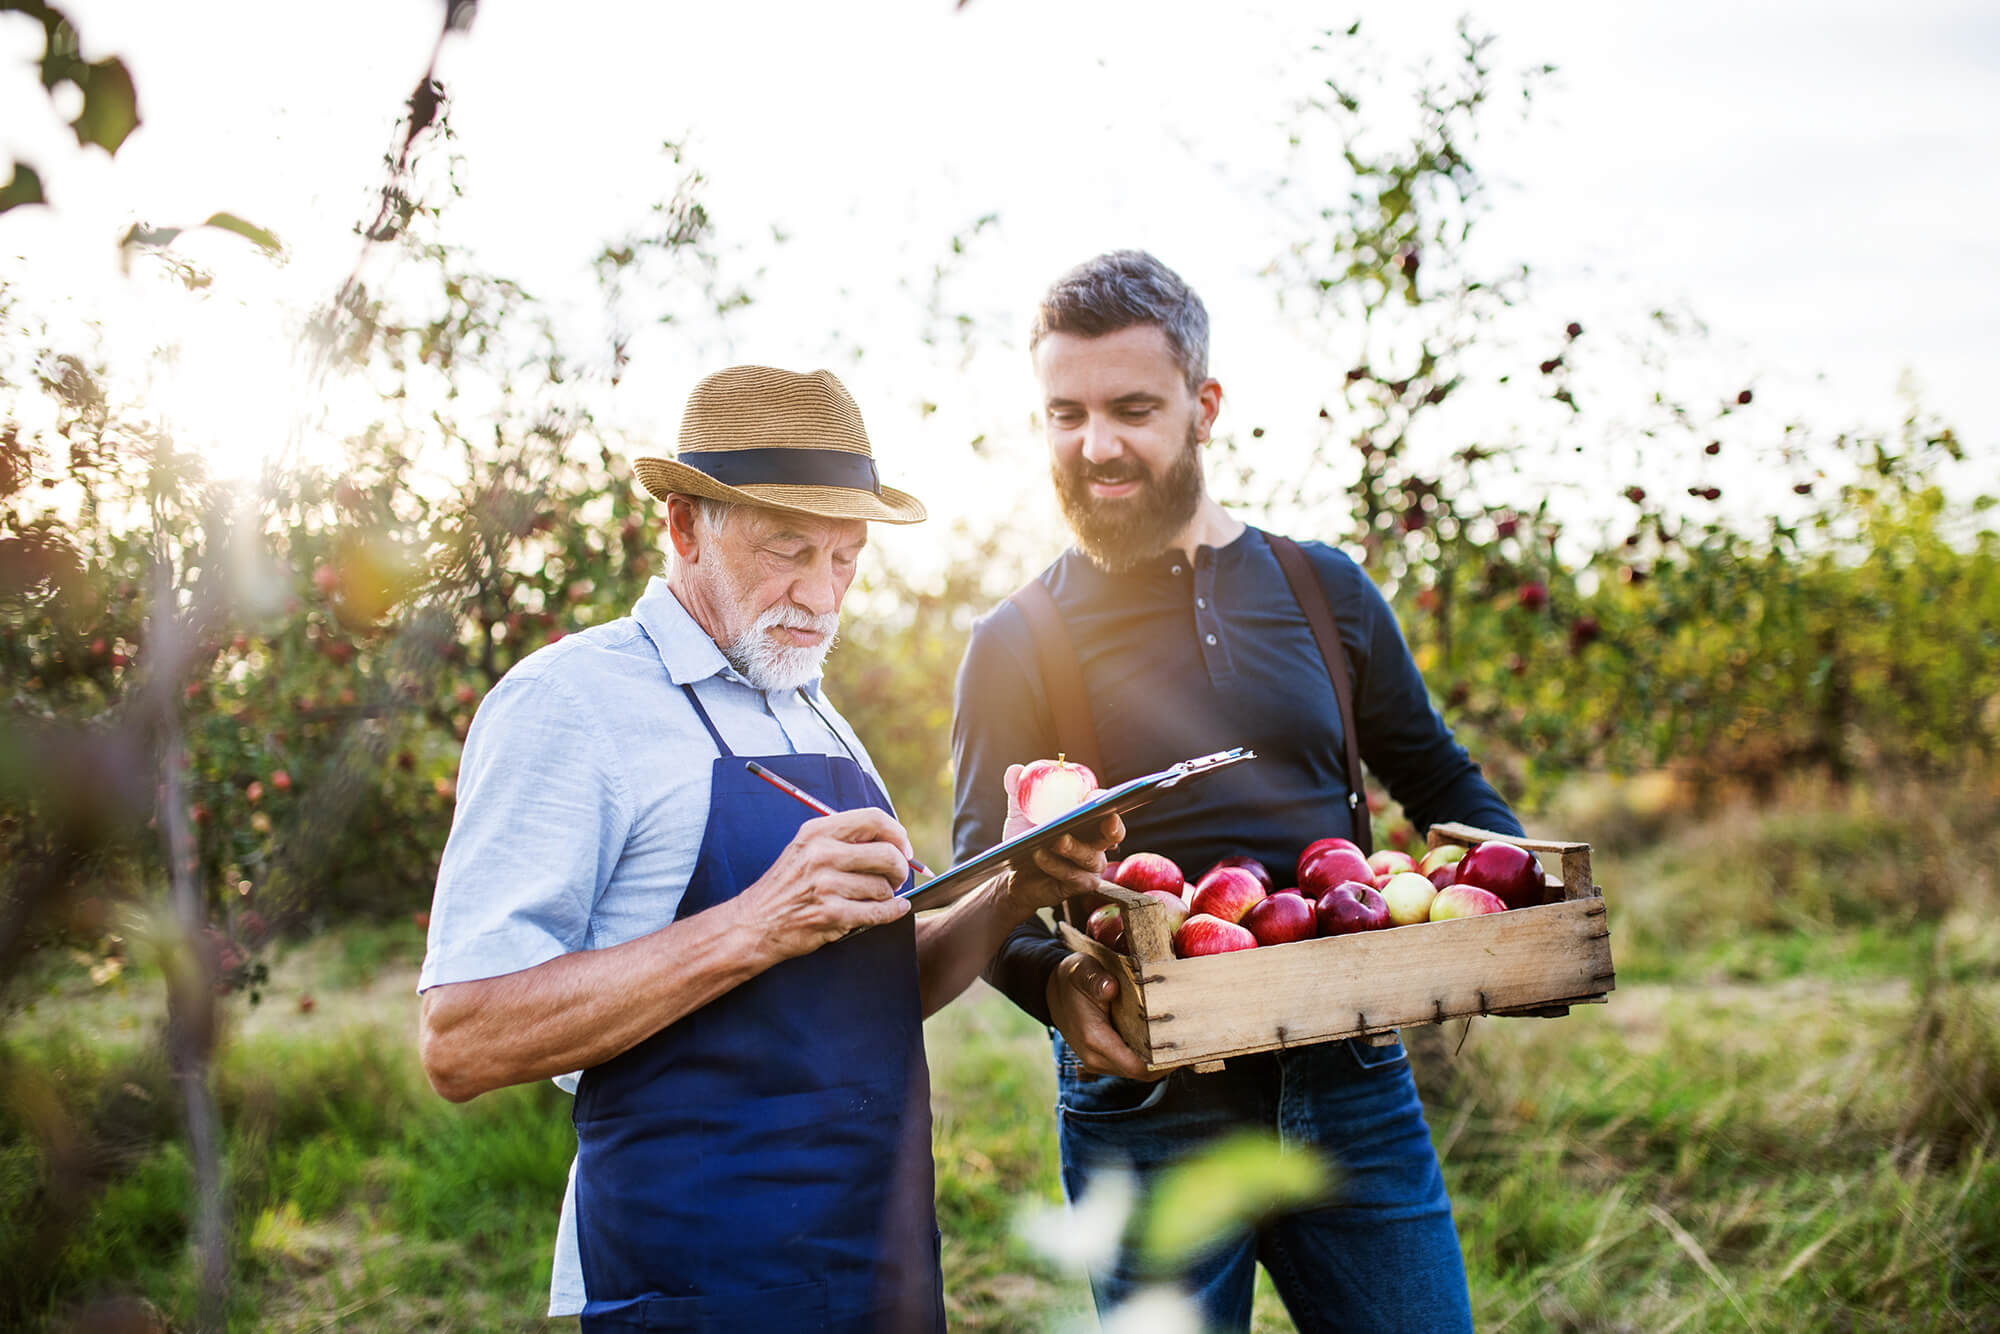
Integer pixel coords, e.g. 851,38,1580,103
1205,633,1218,646
1172,564,1184,576
1197,597,1207,609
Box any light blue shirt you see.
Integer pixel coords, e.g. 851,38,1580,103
418,575,890,1315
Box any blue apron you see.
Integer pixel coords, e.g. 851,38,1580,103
574,684,942,1333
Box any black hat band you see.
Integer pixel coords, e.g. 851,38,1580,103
680,447,882,495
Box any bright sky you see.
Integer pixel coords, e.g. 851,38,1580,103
4,0,1995,577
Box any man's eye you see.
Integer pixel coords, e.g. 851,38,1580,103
1119,407,1154,421
1049,410,1083,428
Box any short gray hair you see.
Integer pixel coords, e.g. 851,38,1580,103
693,496,738,535
1030,250,1211,391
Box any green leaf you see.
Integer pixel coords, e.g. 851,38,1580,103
1136,1130,1336,1267
71,55,139,154
202,211,283,254
0,161,45,213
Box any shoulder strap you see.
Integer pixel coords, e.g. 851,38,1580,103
1007,578,1105,780
1264,532,1373,855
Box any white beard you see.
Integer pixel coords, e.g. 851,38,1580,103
723,601,841,693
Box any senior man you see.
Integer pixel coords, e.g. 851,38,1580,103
419,366,1120,1334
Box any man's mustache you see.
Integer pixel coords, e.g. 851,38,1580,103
1078,461,1149,487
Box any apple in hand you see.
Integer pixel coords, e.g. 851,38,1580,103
1114,852,1186,898
1298,847,1374,897
1175,913,1258,957
1418,844,1466,889
1430,884,1507,920
1315,880,1391,936
1016,755,1099,826
1367,849,1418,886
1200,855,1274,893
1189,866,1268,925
1297,837,1363,882
1456,841,1547,910
1243,891,1317,946
1379,871,1440,927
1086,903,1128,953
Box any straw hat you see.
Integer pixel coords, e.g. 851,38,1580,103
632,366,927,524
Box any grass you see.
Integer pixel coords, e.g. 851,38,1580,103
3,774,1997,1330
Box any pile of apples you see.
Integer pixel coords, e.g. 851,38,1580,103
1084,838,1551,960
1012,755,1549,961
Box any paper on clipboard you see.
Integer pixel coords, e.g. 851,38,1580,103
901,747,1258,912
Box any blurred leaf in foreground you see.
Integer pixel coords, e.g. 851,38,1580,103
1137,1129,1337,1269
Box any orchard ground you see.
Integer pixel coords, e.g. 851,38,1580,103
3,773,1997,1333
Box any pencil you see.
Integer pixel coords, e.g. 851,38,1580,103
744,759,933,878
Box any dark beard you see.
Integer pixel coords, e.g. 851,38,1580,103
1052,419,1205,573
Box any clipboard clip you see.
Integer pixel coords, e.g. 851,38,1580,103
1155,747,1257,788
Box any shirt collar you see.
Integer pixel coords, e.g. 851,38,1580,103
629,577,824,697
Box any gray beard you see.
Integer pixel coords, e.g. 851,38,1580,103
1052,418,1205,573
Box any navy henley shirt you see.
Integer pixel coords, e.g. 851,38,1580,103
950,525,1522,1027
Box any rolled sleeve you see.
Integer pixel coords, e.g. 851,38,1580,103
418,672,634,992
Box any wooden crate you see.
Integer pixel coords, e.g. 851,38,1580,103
1055,823,1615,1074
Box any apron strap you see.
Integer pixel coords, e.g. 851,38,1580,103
679,682,734,757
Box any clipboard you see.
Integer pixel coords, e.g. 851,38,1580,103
902,747,1258,912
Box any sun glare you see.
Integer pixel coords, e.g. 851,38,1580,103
151,294,322,483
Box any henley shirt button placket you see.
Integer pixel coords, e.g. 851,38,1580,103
1194,555,1227,679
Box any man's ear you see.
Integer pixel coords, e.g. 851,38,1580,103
1194,378,1223,443
664,494,703,562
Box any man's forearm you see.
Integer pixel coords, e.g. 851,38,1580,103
914,871,1043,1019
419,899,767,1102
982,916,1070,1028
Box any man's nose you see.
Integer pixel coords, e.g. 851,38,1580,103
1080,416,1123,465
792,556,840,616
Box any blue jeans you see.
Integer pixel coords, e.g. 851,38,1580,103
1055,1034,1473,1334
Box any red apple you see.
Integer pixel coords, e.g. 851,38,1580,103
1140,889,1190,936
1113,852,1185,898
1419,844,1466,889
1379,871,1440,927
1086,903,1128,954
1456,841,1547,910
1430,884,1507,920
1243,892,1317,946
1315,880,1391,936
1298,847,1374,897
270,769,292,793
1017,755,1098,826
1199,855,1274,893
1174,913,1258,957
1296,837,1363,881
1188,866,1267,925
1366,849,1418,886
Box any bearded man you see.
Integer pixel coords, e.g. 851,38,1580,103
418,366,1120,1333
950,253,1523,1332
